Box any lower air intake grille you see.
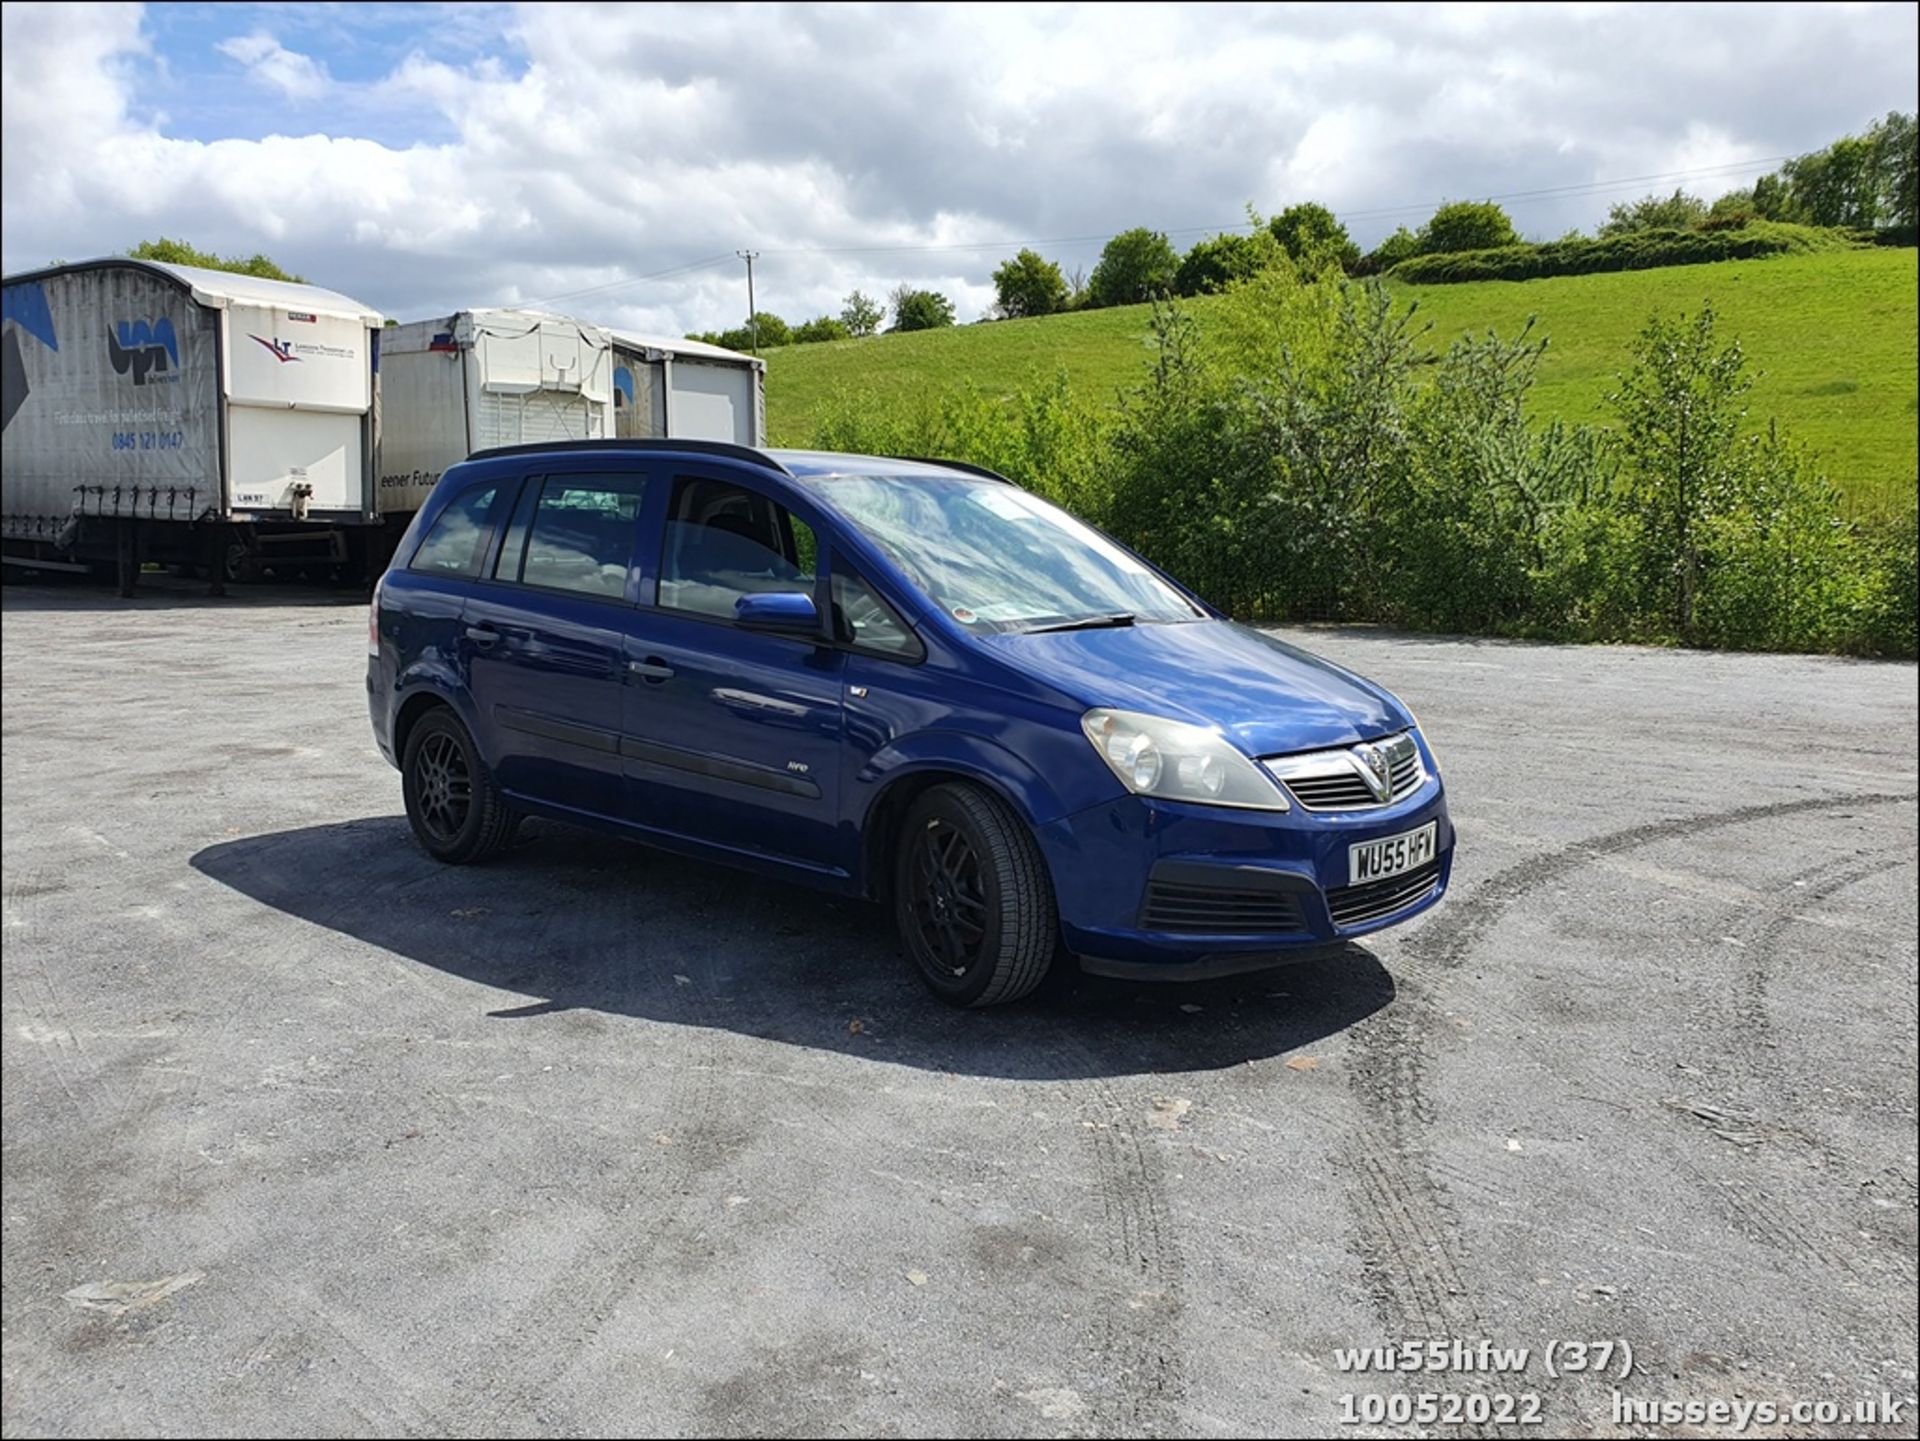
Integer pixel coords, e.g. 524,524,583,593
1327,859,1444,929
1141,882,1308,935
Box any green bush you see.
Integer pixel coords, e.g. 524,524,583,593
1352,226,1419,277
1419,201,1521,254
801,279,1915,659
1087,228,1180,307
992,249,1070,318
791,316,851,344
1268,202,1360,272
1600,189,1708,236
1175,232,1264,296
1388,221,1857,284
888,288,956,332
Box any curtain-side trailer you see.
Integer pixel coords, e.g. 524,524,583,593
376,310,615,524
1,258,383,592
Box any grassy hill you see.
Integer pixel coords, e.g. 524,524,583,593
765,248,1918,511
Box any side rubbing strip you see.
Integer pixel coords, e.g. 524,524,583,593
619,736,821,799
494,706,620,755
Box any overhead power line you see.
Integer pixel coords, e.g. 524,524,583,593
518,152,1798,309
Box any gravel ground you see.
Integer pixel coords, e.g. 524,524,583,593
3,578,1915,1438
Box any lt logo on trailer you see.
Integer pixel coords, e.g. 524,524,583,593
249,334,301,364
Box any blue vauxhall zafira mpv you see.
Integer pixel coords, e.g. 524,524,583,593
368,440,1453,1006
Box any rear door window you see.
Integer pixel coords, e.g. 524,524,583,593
409,483,499,578
493,474,647,599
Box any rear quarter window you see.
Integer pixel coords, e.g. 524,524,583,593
409,483,499,578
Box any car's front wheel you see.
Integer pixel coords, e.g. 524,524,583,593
894,782,1056,1007
401,707,518,864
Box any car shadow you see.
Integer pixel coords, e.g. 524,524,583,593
190,817,1395,1081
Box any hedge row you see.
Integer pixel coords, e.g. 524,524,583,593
1388,221,1857,285
808,279,1917,660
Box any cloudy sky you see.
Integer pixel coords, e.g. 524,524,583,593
2,2,1914,336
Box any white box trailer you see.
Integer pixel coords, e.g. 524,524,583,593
1,258,383,589
605,331,766,447
377,310,615,518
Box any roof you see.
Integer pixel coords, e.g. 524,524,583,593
1,257,383,325
606,329,765,370
385,308,612,349
767,450,1005,482
454,440,1010,484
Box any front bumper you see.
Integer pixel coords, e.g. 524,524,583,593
1034,770,1453,971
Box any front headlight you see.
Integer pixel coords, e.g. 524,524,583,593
1080,708,1290,811
1404,706,1441,774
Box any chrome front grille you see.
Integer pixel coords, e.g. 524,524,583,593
1327,858,1444,928
1262,731,1425,812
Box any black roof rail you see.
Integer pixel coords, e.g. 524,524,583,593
467,437,791,473
890,455,1016,485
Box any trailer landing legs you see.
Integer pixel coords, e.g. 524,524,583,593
204,524,227,598
116,520,138,598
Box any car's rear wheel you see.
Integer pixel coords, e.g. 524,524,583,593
895,782,1056,1007
402,708,518,863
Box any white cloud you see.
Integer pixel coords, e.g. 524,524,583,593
2,1,1916,336
215,30,331,102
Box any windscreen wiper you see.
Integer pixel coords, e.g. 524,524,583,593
1019,612,1137,634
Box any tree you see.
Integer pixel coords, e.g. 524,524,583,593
709,311,789,351
1866,110,1918,233
1609,302,1751,645
991,248,1069,318
1708,188,1755,219
1267,202,1359,270
1750,172,1800,222
1065,265,1090,309
126,237,304,282
1175,232,1262,295
1781,135,1879,227
1600,189,1708,236
1087,227,1179,308
888,287,956,332
792,315,851,344
840,289,884,337
1418,201,1520,254
1358,226,1421,274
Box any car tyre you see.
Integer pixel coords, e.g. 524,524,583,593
895,782,1056,1007
402,707,518,864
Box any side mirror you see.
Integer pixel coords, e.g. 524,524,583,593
735,590,819,634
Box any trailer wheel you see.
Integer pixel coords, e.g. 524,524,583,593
224,541,260,585
401,708,519,864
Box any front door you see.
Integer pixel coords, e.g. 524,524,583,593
464,469,648,817
620,471,847,873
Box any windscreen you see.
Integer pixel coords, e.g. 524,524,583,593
800,474,1204,633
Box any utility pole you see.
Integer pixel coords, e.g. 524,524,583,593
736,250,760,354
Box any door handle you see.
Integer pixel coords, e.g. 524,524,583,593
628,657,675,683
464,624,501,648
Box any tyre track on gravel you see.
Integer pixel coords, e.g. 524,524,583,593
1338,791,1916,1360
450,861,747,1437
1730,849,1914,1050
1058,1046,1186,1438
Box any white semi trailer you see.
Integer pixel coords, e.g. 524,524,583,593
376,310,616,523
1,258,384,592
605,330,765,447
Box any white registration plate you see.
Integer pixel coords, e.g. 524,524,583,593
1349,822,1438,886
